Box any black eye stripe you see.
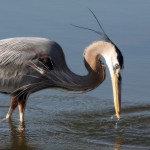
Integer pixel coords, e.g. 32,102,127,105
115,45,124,69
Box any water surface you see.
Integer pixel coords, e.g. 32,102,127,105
0,1,150,150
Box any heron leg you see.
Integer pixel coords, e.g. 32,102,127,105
5,96,18,120
18,99,26,123
6,93,27,123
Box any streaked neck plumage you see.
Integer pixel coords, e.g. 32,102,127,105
47,41,116,92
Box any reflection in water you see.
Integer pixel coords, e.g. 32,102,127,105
113,138,123,150
5,121,34,150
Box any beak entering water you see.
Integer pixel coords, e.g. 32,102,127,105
111,73,122,119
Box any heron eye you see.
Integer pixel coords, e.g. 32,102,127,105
115,64,120,70
99,57,105,65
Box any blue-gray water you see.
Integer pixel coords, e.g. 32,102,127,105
0,1,150,150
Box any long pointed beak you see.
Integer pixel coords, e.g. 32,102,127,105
111,73,122,119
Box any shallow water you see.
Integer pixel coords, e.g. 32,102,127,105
0,1,150,150
0,93,150,150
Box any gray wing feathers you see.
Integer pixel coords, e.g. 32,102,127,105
0,37,51,66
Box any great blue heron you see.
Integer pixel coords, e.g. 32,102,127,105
0,10,123,123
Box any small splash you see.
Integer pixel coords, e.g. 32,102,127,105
115,118,120,129
110,115,116,120
110,115,121,129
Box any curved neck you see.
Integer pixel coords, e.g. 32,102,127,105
47,42,106,92
62,62,105,92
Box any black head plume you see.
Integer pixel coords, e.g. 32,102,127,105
71,8,112,42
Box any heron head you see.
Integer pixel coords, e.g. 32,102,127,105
71,8,124,119
102,43,124,119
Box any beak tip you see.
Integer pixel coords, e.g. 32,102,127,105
116,112,121,119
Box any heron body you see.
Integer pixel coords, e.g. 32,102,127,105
0,37,123,123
